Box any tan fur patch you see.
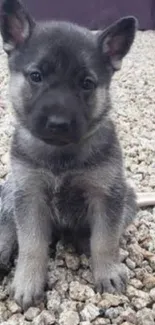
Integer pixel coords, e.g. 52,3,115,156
92,87,110,119
9,72,32,110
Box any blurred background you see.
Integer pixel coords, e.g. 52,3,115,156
20,0,155,30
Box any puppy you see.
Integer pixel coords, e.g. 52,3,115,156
0,0,138,310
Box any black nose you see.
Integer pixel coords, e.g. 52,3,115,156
46,116,70,132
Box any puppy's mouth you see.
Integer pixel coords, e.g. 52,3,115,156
41,136,74,146
36,132,81,146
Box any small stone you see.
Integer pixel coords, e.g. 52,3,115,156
24,307,40,321
143,275,155,289
56,258,65,267
11,314,24,322
130,278,143,289
7,300,21,314
126,285,139,298
32,310,55,325
0,302,7,314
81,270,93,284
120,236,127,249
141,248,155,260
0,165,7,178
134,268,148,281
121,323,134,325
88,293,102,305
0,302,9,322
149,256,155,270
60,299,78,312
47,273,58,289
128,244,143,266
0,287,8,301
150,288,155,301
80,322,91,325
80,255,90,268
125,224,137,238
128,269,135,279
137,224,149,243
80,303,100,321
65,253,80,271
56,241,66,255
59,311,80,325
141,238,154,251
55,280,69,297
119,307,137,324
66,270,74,284
69,281,95,301
105,307,120,319
47,289,61,312
126,258,136,270
99,293,128,309
132,297,151,310
137,308,154,325
19,321,29,325
1,152,9,166
93,319,110,324
0,314,25,325
3,321,29,325
120,248,129,262
127,286,151,309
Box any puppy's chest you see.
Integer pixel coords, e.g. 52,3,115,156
47,174,88,228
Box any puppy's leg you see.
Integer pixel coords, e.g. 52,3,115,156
123,184,138,228
11,167,52,310
90,185,136,294
0,176,17,271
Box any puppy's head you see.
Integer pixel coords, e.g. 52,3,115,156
0,0,137,146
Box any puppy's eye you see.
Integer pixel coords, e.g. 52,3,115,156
82,77,96,91
30,71,42,83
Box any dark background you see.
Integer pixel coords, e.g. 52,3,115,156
0,0,155,30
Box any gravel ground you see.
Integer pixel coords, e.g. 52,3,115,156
0,31,155,325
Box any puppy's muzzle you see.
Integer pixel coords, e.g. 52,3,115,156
46,116,70,134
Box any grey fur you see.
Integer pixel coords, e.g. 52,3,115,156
0,0,138,310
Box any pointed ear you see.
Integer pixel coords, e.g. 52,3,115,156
0,0,35,54
98,17,138,70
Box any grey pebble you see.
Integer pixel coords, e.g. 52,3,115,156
24,307,40,321
59,310,80,325
80,303,100,321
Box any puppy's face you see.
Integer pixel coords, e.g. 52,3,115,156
1,0,137,146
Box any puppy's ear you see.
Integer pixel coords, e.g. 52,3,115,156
0,0,35,54
97,17,138,70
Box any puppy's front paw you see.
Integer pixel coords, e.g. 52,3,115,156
11,262,46,310
94,263,128,294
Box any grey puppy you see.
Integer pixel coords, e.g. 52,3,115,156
0,0,137,310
